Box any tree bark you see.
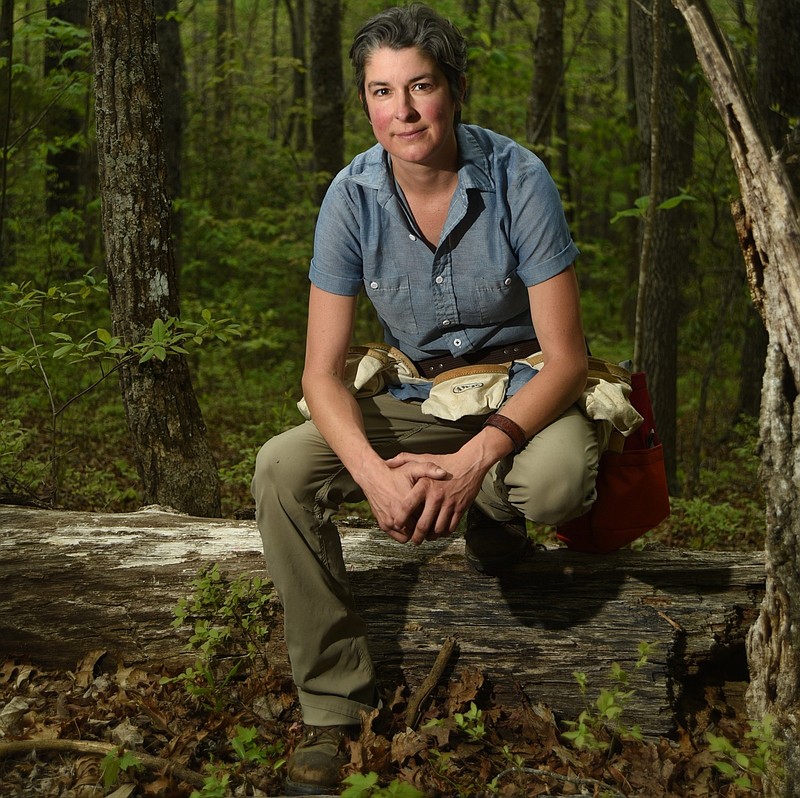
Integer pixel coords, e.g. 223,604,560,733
0,0,14,271
527,0,565,163
309,0,343,203
155,0,186,272
89,0,221,518
0,505,764,741
44,0,90,221
283,0,308,152
630,0,698,493
671,2,800,795
733,0,800,421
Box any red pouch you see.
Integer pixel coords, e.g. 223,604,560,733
555,371,670,553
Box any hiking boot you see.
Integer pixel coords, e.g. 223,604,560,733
285,724,356,795
464,505,530,574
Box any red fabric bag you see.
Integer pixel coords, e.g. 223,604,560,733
556,371,670,553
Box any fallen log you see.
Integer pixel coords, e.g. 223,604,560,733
0,505,764,737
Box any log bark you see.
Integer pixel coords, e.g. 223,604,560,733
0,505,763,739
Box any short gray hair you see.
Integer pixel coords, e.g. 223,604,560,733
349,4,467,120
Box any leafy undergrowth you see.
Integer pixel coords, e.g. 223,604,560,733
0,652,770,798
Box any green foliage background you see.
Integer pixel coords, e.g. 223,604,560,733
0,0,765,549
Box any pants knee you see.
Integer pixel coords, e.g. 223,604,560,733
510,450,597,525
251,427,314,509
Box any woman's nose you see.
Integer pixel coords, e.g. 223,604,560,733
394,91,417,120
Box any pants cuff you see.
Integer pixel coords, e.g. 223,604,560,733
298,689,378,727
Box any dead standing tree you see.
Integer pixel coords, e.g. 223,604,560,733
672,1,800,795
90,0,220,517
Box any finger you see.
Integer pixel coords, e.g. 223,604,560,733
410,463,450,481
407,492,443,545
384,527,411,543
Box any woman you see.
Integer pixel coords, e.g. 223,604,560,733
251,5,602,793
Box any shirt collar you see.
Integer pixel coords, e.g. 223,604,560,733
350,123,495,203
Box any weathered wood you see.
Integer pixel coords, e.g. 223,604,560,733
0,505,764,738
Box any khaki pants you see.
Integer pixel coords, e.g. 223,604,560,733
251,392,601,726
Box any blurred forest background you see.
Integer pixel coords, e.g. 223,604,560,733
0,0,789,550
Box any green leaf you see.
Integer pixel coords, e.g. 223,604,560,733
151,317,167,342
657,192,697,210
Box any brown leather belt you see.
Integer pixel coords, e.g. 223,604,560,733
414,338,541,378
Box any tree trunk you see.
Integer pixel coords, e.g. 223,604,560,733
671,2,800,795
283,0,308,152
0,505,764,741
527,0,565,165
89,0,221,518
155,0,186,274
309,0,343,204
630,0,698,494
733,0,800,421
0,0,14,271
44,0,89,222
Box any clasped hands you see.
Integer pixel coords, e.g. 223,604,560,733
359,450,488,546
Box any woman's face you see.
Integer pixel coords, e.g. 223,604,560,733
362,46,460,172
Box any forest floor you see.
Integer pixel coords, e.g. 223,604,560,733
0,648,762,798
0,522,768,798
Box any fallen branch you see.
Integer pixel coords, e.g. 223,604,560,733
0,739,207,789
496,765,627,798
404,637,458,729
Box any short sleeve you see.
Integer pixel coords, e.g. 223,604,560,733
308,181,364,296
508,154,579,286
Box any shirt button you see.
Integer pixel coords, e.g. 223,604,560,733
504,277,512,285
435,276,444,284
442,319,451,326
453,338,462,347
409,234,416,241
370,281,378,289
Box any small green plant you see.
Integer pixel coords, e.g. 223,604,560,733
0,273,241,505
189,768,231,798
100,747,142,790
230,724,285,770
164,564,279,710
453,701,486,742
561,642,653,751
422,701,487,743
341,772,424,798
611,190,697,224
707,714,784,792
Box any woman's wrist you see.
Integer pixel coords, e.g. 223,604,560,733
483,413,528,455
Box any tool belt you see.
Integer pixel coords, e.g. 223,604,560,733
414,338,541,378
296,341,643,446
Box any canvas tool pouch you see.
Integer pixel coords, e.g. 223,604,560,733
420,364,510,420
525,353,642,450
297,343,427,420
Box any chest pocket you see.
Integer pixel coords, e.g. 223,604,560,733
475,276,529,324
364,274,419,335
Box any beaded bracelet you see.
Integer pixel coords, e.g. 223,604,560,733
483,413,528,455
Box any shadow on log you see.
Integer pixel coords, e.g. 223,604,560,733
0,505,764,738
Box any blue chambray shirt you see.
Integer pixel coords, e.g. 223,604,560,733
309,124,580,398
